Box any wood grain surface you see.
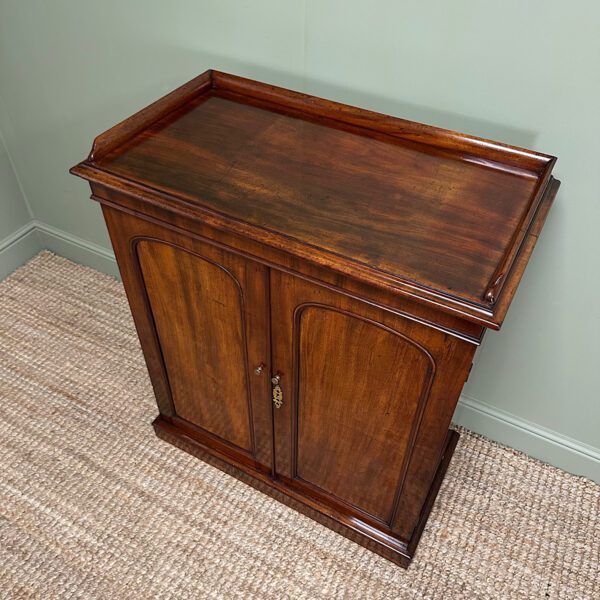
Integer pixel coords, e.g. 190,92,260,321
72,70,559,328
70,71,559,567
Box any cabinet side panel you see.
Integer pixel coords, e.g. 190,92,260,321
102,204,176,417
392,337,474,541
137,240,253,452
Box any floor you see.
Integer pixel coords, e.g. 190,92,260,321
0,252,598,599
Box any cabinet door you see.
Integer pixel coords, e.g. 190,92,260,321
102,207,272,471
270,270,472,539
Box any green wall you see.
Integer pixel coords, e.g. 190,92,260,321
0,128,28,239
0,0,598,480
0,96,41,278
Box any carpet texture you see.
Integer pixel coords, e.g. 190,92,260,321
0,251,598,599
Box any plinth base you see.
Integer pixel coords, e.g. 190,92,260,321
153,415,459,568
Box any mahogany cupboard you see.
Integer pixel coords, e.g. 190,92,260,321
71,70,559,567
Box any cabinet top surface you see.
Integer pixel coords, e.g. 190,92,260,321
72,70,558,328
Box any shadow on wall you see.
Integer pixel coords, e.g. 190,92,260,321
69,45,540,162
305,78,539,151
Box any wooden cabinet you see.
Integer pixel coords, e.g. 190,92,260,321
72,70,559,567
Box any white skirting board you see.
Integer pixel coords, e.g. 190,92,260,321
34,221,121,279
0,222,43,280
454,395,599,483
2,219,598,484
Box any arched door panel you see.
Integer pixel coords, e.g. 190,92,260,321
270,271,437,529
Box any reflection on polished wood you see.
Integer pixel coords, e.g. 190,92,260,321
71,70,559,567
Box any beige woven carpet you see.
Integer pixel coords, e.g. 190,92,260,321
0,252,598,599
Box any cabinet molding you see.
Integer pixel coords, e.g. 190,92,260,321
290,303,436,526
135,238,256,453
71,70,559,567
